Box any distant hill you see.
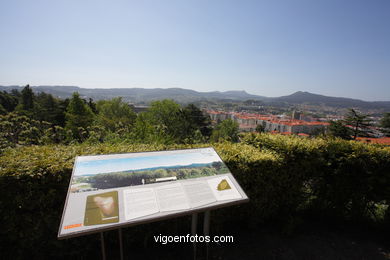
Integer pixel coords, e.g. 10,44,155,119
0,85,265,103
273,91,390,109
1,85,389,109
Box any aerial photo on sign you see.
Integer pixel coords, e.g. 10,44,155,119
71,149,230,193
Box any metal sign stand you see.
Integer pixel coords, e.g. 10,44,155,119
192,210,211,260
100,228,124,260
100,232,106,260
119,228,124,260
99,211,211,260
203,211,210,260
191,213,198,260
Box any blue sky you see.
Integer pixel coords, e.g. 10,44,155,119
74,150,221,176
0,0,389,101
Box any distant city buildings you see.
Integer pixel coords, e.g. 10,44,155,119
129,105,149,113
206,110,329,135
356,137,390,145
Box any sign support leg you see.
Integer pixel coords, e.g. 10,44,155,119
191,213,198,260
100,232,106,260
118,228,124,260
203,211,211,260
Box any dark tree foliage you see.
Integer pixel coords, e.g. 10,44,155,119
65,92,94,141
328,120,353,140
255,124,265,133
0,104,5,115
34,92,65,126
344,109,372,139
58,98,70,126
11,89,21,97
182,104,212,138
20,84,34,111
380,112,390,137
88,98,98,114
0,91,19,112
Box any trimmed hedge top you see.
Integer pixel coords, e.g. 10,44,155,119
0,142,280,178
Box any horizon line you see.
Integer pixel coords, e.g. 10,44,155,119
0,84,389,102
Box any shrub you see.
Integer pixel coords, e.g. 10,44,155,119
1,135,389,258
243,133,390,222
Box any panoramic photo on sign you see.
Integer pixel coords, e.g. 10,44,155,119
58,147,248,239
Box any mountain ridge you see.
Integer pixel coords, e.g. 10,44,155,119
1,85,389,109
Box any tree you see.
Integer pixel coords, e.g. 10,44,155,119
255,124,265,133
57,98,70,127
34,92,64,125
328,120,352,140
20,85,34,111
344,109,371,139
88,98,98,114
144,100,186,143
211,119,239,142
182,104,212,139
132,100,211,144
380,112,390,137
65,92,94,141
0,112,50,148
132,112,158,142
0,104,6,115
95,97,136,133
0,91,19,112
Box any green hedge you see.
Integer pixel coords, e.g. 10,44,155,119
1,136,389,258
0,143,278,258
243,133,390,222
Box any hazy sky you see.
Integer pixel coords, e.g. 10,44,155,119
0,0,389,101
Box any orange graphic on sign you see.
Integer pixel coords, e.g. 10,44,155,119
64,223,82,229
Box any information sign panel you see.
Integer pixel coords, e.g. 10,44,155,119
58,147,248,239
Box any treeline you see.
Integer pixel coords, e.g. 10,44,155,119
0,85,240,150
83,165,226,190
327,108,390,139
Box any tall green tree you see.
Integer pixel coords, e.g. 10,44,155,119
344,109,371,139
65,92,94,141
146,99,186,142
20,85,34,111
182,104,212,139
211,119,239,142
132,111,159,143
133,100,208,143
57,98,70,127
0,91,19,113
34,92,64,125
95,97,136,132
380,112,390,137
